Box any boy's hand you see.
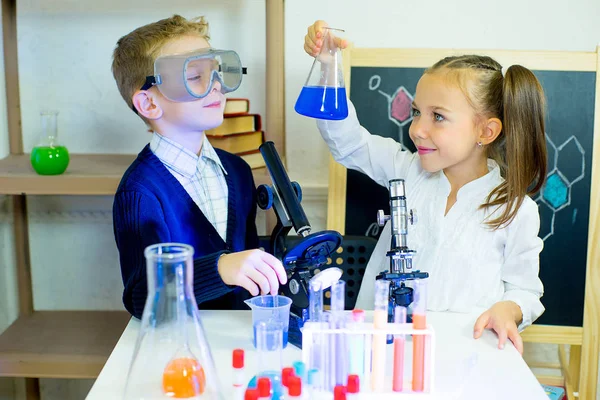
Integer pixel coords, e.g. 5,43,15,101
304,20,348,57
218,249,287,296
473,301,524,355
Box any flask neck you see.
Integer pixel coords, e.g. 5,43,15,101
147,258,197,325
40,112,59,146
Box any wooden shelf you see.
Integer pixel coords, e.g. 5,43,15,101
0,154,270,195
0,3,284,396
0,311,131,379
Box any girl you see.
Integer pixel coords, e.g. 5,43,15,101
303,20,547,354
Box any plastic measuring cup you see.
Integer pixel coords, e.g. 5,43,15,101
244,295,292,348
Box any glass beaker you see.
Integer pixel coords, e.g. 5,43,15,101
30,111,70,175
244,295,291,349
294,27,348,120
123,243,223,399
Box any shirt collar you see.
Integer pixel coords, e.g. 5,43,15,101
199,135,228,175
439,159,502,199
149,132,228,178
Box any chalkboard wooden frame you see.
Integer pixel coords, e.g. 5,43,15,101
326,46,600,399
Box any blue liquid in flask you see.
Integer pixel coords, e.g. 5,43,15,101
294,86,348,120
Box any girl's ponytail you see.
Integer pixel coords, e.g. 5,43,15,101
484,65,547,228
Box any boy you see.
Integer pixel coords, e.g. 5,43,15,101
111,15,286,318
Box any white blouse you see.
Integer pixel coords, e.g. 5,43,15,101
317,101,545,330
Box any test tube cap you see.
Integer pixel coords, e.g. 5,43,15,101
232,348,244,368
257,377,271,397
334,385,347,400
244,388,259,400
351,309,365,322
282,367,295,387
292,361,306,378
347,374,360,393
288,376,302,396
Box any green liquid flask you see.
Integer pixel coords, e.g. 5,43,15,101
30,111,70,175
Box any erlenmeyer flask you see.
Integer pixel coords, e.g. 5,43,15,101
294,27,348,120
123,243,223,400
30,111,70,175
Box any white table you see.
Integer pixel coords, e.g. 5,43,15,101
86,310,548,400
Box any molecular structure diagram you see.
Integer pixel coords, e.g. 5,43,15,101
368,74,586,241
535,136,586,240
368,75,414,151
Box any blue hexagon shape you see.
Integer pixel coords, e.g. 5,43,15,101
542,173,569,210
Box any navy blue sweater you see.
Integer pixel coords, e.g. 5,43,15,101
113,145,259,318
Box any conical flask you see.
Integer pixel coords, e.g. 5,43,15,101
123,243,223,400
294,27,348,120
30,111,70,175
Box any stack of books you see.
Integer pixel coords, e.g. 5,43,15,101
206,98,265,169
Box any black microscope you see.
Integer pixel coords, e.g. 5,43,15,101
256,141,343,348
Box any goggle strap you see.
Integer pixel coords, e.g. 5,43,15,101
217,66,247,74
132,75,160,114
140,75,158,91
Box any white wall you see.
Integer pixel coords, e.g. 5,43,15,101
0,0,599,398
17,0,265,154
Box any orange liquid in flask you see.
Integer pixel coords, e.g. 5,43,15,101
162,357,206,398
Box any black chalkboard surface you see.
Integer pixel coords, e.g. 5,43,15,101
345,66,596,327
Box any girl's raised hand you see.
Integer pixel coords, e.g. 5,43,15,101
304,20,348,57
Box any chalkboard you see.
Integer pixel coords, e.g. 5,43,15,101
342,65,596,328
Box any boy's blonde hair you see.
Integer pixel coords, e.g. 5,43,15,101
112,15,210,110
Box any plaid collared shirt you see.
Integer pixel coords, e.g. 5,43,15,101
150,132,229,241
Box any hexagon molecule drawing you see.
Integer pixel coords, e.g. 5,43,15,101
535,136,585,240
370,75,586,241
369,75,414,150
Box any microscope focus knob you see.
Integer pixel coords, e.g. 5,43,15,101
377,209,390,227
256,184,274,210
410,209,418,225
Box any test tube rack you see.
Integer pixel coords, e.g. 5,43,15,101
301,318,435,398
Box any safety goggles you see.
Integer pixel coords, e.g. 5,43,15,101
140,48,247,103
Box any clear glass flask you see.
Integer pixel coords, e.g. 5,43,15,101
123,243,222,399
30,111,70,175
294,27,348,120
